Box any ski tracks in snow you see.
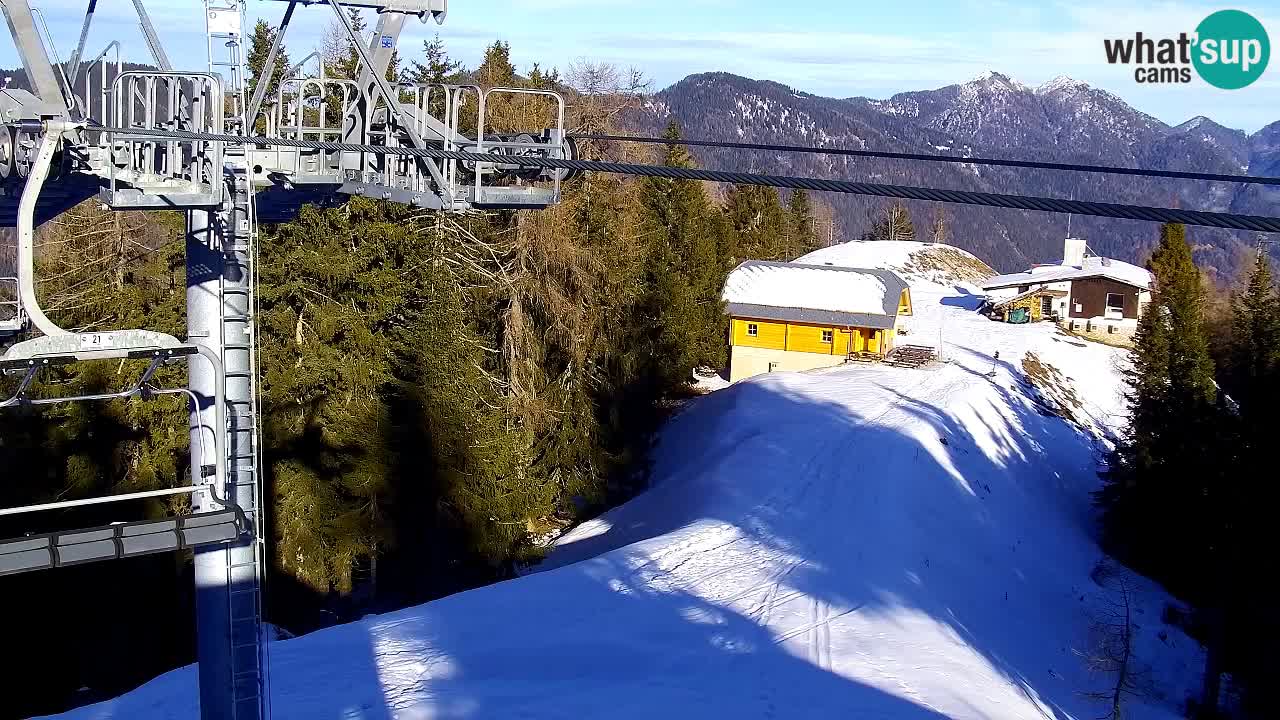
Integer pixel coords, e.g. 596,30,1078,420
631,367,950,672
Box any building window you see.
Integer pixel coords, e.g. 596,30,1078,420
1040,296,1053,316
1105,293,1124,318
821,329,833,343
747,323,758,337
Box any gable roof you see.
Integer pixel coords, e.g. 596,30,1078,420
722,261,908,329
981,256,1151,291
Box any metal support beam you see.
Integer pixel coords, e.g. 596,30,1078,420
16,121,71,337
246,0,296,129
353,9,405,115
326,1,451,196
67,0,99,88
131,0,172,70
0,0,71,111
326,0,427,152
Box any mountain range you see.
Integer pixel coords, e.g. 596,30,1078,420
633,71,1280,277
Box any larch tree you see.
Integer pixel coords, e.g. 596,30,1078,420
929,206,951,245
864,201,916,242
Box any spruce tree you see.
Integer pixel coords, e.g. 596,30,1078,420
246,19,291,111
1096,223,1222,596
1226,251,1280,413
477,41,517,87
1220,250,1280,714
636,121,726,371
409,33,462,85
725,184,787,261
786,189,820,260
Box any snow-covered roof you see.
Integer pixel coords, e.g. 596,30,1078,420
982,256,1151,291
722,260,908,329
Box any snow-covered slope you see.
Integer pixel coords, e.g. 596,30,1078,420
48,247,1202,720
797,241,995,288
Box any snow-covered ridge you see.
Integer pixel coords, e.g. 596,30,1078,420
797,240,995,289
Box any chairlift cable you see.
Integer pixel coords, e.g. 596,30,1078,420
570,133,1280,187
96,126,1280,233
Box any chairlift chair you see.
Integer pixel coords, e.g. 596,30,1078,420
0,330,250,576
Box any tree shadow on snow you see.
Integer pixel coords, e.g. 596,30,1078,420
62,350,1145,719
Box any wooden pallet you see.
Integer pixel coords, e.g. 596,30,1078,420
885,344,937,368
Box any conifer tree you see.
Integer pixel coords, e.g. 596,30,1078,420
1218,249,1280,713
408,33,462,85
477,41,517,87
637,120,727,370
1226,251,1280,413
1096,223,1222,595
929,207,951,245
725,184,787,261
246,20,291,109
786,189,820,260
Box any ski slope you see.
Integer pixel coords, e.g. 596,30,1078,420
47,246,1203,720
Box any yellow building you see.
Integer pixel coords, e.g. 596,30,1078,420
722,261,912,382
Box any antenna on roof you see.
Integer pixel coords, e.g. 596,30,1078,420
1066,213,1072,238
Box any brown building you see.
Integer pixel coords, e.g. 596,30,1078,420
980,238,1152,345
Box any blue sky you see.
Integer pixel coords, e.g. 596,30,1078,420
3,0,1278,132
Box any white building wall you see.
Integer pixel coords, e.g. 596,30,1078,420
1061,316,1139,344
729,346,846,383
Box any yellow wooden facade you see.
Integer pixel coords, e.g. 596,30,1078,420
731,317,891,356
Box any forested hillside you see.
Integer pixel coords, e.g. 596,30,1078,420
0,25,827,718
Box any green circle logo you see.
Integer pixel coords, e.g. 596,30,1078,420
1192,10,1270,89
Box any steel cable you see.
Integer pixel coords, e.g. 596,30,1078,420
96,126,1280,233
571,132,1280,187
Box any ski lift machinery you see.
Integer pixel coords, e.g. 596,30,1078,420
0,0,575,717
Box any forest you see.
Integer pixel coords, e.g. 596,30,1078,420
1096,224,1279,718
0,19,830,717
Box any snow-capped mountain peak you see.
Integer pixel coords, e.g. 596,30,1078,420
1036,75,1089,95
970,70,1028,92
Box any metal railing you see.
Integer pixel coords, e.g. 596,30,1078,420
106,71,225,202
